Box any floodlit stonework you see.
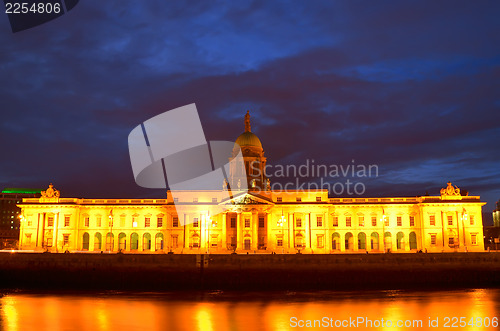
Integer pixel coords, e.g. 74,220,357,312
18,113,485,253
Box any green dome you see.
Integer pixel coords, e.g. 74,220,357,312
235,131,262,148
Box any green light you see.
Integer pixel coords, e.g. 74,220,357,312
1,188,42,194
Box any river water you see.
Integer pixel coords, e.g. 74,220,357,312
1,289,499,330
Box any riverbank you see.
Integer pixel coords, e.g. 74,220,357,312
0,252,499,291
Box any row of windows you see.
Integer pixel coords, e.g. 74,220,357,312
429,233,478,246
34,214,477,229
429,215,475,226
172,196,324,203
42,215,180,228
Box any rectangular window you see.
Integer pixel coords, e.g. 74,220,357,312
346,217,351,227
230,218,236,228
84,217,89,227
63,234,69,246
410,216,415,227
46,238,53,247
157,217,163,227
47,216,54,227
172,217,178,227
471,234,477,245
430,215,436,226
296,197,302,202
109,220,113,227
259,217,265,228
384,217,389,226
174,197,179,203
448,237,455,246
193,218,199,227
193,197,198,203
317,235,324,248
316,197,321,202
430,234,437,246
27,220,32,226
212,197,217,203
230,236,236,248
211,235,218,247
371,216,377,227
172,235,178,248
333,217,338,227
276,197,282,202
277,238,283,247
448,215,453,226
316,216,323,227
96,216,101,227
358,216,364,227
245,218,250,228
397,216,402,227
296,218,302,228
470,215,475,226
25,233,31,244
64,216,70,227
145,217,151,227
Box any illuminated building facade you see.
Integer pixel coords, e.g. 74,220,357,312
18,114,485,253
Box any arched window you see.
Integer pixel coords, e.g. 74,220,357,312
332,232,340,250
409,232,417,250
143,233,152,251
94,233,102,251
358,232,366,250
396,232,405,250
155,233,164,251
384,232,392,252
118,232,127,250
106,233,114,251
82,232,90,251
370,232,379,250
130,233,139,250
345,232,354,250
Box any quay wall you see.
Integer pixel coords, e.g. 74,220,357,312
0,252,499,291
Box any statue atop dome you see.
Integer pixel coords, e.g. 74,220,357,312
245,110,251,132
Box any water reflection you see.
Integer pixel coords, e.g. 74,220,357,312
1,289,499,330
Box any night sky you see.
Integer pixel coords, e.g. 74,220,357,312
1,1,499,215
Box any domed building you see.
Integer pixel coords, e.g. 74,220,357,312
229,111,268,193
17,111,485,254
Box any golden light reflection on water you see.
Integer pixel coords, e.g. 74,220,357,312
1,290,499,331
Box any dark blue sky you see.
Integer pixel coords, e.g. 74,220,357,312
1,1,499,213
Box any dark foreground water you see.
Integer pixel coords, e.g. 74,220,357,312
1,289,500,330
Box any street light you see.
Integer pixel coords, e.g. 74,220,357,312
277,214,286,254
461,209,468,252
206,213,218,254
380,214,387,253
108,213,113,253
18,214,24,250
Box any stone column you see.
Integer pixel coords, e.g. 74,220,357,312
305,213,310,249
252,212,258,250
222,212,227,251
184,214,189,250
236,212,241,250
267,212,273,251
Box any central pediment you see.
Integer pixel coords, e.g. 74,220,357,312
219,192,274,206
